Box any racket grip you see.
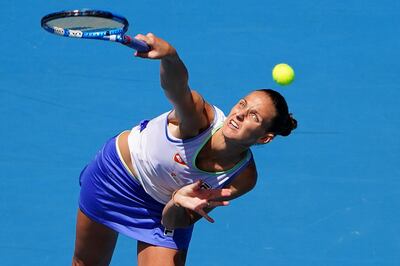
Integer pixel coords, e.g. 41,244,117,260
123,36,150,52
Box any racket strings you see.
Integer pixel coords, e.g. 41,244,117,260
46,17,124,32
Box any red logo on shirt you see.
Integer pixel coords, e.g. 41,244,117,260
173,153,187,166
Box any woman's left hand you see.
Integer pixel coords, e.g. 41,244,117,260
173,180,232,223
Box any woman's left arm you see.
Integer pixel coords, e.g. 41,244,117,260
161,160,258,229
161,180,232,229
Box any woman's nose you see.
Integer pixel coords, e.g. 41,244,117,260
236,110,245,121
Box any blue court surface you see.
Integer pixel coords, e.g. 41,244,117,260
1,0,399,265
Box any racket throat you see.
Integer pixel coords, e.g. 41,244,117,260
103,35,120,42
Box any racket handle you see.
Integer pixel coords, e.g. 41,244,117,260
123,36,150,52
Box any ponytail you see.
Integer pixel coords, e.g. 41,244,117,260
256,89,297,137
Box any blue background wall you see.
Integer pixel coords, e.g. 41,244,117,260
0,1,399,265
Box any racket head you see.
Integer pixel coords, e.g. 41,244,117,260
41,9,129,39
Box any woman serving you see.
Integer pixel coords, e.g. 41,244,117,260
73,33,297,266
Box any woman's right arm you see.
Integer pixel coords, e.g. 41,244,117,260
135,33,211,138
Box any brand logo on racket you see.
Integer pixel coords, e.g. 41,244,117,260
173,153,187,166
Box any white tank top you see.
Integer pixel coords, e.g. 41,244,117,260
127,105,253,204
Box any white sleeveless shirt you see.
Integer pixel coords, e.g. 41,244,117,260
127,105,253,204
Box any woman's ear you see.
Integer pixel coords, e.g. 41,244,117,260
257,133,275,144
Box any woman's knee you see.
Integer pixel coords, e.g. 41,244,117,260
137,241,188,266
71,256,84,266
72,251,113,266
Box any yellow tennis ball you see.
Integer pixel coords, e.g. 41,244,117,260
272,63,295,85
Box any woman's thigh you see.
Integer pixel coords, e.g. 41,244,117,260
137,241,188,266
72,209,119,266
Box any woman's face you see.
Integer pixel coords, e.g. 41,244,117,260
222,91,277,146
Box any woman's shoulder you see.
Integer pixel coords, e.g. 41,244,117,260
224,159,258,200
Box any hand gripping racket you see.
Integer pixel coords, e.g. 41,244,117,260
41,9,150,52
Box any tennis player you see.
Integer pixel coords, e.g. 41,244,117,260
73,33,297,266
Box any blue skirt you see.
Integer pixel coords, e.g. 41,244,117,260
78,134,194,250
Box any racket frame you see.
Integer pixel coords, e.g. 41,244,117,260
41,9,150,52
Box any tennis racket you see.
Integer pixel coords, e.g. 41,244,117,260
41,9,150,52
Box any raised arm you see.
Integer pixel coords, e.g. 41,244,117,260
135,33,211,138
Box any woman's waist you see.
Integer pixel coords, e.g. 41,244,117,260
116,130,140,179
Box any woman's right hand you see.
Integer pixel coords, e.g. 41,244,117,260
134,33,176,60
173,180,232,223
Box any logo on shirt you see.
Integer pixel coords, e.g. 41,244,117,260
173,153,187,166
200,181,212,190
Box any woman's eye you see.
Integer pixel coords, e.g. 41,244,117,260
251,113,259,122
239,101,246,107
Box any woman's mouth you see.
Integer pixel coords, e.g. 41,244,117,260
229,119,239,129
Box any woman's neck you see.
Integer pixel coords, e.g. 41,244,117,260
206,129,249,163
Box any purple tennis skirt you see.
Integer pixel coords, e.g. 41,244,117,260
78,134,194,250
